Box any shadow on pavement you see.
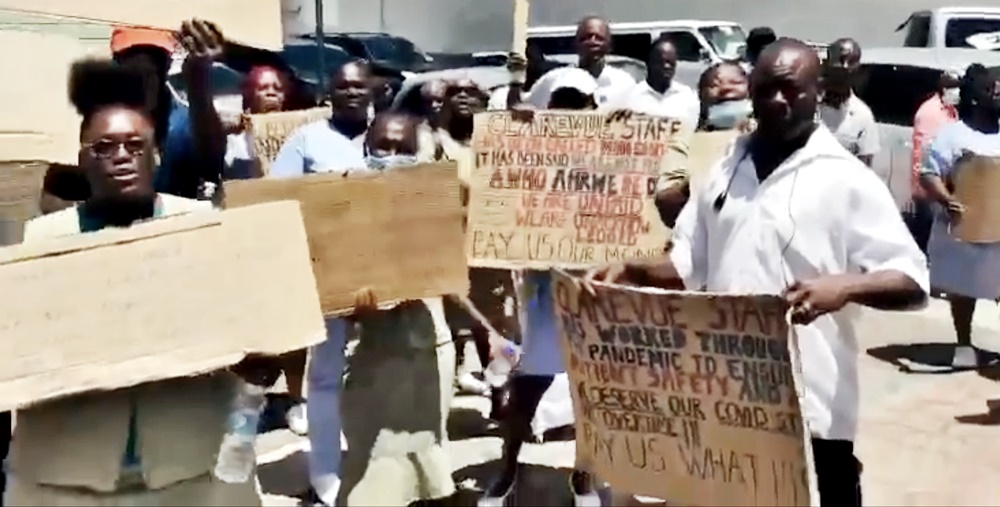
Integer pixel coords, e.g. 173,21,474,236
258,449,310,498
867,342,968,373
448,407,498,441
454,461,575,506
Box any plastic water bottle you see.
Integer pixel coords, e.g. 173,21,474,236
484,341,521,388
213,381,267,483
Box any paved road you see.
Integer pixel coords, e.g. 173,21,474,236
256,299,1000,506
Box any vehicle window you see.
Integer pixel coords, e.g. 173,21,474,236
358,35,428,66
945,17,1000,49
167,63,243,102
854,63,941,126
279,45,353,83
610,33,652,61
698,26,747,60
527,36,576,56
903,14,931,47
661,31,704,62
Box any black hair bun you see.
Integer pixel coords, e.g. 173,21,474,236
68,58,148,119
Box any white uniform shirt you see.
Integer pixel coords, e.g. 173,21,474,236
612,80,701,129
670,126,928,441
527,64,635,109
818,94,880,157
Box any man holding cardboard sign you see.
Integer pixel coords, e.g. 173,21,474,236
590,39,928,506
5,58,277,507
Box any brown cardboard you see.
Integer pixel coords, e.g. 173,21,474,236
552,271,816,506
248,108,332,176
952,155,1000,243
0,201,325,411
466,111,682,270
223,162,469,315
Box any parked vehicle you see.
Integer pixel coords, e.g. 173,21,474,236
897,6,1000,50
166,62,245,124
300,31,430,73
527,20,744,88
854,47,1000,209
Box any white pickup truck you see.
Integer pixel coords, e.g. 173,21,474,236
897,6,1000,50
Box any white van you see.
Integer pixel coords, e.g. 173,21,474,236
526,20,746,87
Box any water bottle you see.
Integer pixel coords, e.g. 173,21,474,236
213,381,267,483
484,341,521,388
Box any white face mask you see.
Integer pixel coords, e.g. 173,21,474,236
942,87,960,106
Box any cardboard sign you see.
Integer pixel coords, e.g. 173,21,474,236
952,155,1000,243
686,131,740,192
0,162,51,246
224,163,469,315
0,201,325,410
553,271,815,506
248,108,332,176
0,0,284,49
467,111,683,270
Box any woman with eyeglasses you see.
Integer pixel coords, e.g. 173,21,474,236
6,58,278,507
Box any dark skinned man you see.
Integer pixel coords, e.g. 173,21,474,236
590,38,928,506
819,37,880,166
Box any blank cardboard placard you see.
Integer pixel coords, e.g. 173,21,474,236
552,271,816,506
686,131,740,193
0,162,50,246
248,107,332,176
224,163,468,315
467,111,683,270
952,155,1000,243
0,200,325,411
0,0,283,49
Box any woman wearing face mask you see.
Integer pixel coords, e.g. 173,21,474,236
696,61,752,131
481,69,601,507
907,70,960,254
338,112,457,506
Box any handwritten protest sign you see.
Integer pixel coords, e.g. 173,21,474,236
467,111,684,270
224,162,468,315
553,271,815,506
0,201,326,410
952,155,1000,243
248,107,332,176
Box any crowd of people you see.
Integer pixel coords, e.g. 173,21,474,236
1,9,998,507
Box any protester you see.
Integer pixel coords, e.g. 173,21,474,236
517,16,635,110
111,21,226,199
337,112,457,505
270,59,376,507
416,79,448,161
919,64,1000,370
743,27,777,70
907,70,960,254
610,36,700,128
590,38,928,507
819,37,879,166
428,78,514,399
696,61,752,131
5,58,279,507
215,64,312,436
480,68,603,507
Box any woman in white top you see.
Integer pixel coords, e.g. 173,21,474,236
223,65,314,431
919,64,1000,370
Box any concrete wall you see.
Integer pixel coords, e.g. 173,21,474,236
327,0,970,52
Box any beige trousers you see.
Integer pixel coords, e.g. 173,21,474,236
4,473,260,507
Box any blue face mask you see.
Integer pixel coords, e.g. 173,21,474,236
365,154,419,170
706,99,753,130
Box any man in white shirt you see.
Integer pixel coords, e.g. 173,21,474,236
611,35,700,128
591,38,928,507
514,16,635,110
818,38,880,166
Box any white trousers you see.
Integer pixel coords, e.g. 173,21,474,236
307,318,350,497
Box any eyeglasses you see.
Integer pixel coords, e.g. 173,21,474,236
81,139,146,159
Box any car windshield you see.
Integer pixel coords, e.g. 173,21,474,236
357,35,428,66
698,25,747,60
167,63,243,102
946,17,1000,49
280,44,353,83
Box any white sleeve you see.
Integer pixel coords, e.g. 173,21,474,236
845,169,929,304
669,197,708,290
526,70,558,109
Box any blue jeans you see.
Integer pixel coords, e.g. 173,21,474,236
307,319,349,497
